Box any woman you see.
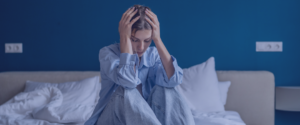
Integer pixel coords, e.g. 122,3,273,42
85,4,195,125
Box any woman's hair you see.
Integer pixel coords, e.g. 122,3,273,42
130,4,152,36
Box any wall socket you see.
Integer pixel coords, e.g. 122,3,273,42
5,43,23,53
256,41,282,52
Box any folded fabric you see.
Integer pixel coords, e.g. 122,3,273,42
218,81,231,105
0,87,64,125
193,111,246,125
24,76,100,123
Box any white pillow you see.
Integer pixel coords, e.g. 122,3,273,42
218,81,231,105
176,57,225,113
24,76,100,123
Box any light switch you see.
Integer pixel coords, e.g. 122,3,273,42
256,41,282,52
5,43,23,53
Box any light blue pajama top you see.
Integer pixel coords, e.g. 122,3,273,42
84,43,183,125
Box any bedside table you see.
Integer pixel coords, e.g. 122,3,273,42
276,86,300,111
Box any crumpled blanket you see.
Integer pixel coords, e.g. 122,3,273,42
193,110,246,125
0,87,83,125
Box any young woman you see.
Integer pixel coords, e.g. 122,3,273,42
84,4,195,125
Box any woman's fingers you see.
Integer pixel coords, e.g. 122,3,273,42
121,7,135,24
145,9,159,24
145,17,156,29
129,15,140,26
124,8,138,24
121,7,133,21
146,9,155,17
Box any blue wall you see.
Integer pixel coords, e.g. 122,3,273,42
1,0,300,124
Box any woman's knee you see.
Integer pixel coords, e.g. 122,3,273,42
148,85,185,105
114,85,144,102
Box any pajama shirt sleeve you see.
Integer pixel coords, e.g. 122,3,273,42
99,47,141,88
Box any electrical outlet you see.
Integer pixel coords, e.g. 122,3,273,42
256,41,282,52
5,43,23,53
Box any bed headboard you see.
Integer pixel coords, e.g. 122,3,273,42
217,71,274,125
0,70,274,125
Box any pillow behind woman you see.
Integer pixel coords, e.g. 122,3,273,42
175,57,225,113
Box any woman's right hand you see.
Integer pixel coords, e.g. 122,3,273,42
119,7,140,55
119,7,140,39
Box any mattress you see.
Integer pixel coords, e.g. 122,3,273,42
193,111,246,125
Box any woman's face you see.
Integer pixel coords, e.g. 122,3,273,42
130,29,152,57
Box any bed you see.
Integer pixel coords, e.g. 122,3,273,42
0,70,274,125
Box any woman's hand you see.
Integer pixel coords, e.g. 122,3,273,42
145,9,161,42
119,7,140,54
119,7,140,39
145,9,175,79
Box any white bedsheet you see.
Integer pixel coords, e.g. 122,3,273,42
0,87,85,125
193,111,246,125
0,86,245,125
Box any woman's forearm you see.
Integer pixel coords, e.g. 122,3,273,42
120,36,137,73
153,38,175,80
120,37,133,54
143,8,174,79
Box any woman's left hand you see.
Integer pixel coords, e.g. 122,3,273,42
145,9,161,42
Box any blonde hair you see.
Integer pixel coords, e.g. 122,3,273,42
130,4,152,36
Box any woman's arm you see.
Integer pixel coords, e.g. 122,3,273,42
144,9,183,87
119,7,140,55
98,7,142,89
153,38,175,80
144,9,175,80
119,7,141,73
120,37,137,73
147,48,183,87
99,47,141,88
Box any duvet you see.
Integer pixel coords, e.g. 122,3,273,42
193,111,246,125
0,87,86,125
0,86,245,125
